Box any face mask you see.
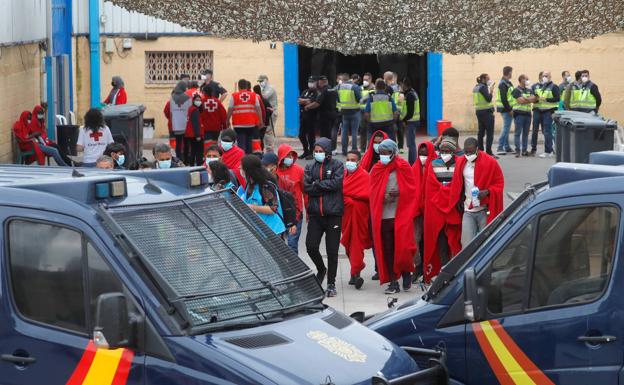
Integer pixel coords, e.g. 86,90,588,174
581,76,589,83
363,80,370,87
260,81,267,88
373,143,380,153
194,100,202,107
314,152,326,163
542,77,549,84
486,80,493,87
566,76,572,83
441,153,453,163
345,161,358,172
221,141,233,151
37,114,45,120
465,153,477,162
200,74,207,80
308,82,316,89
283,157,294,167
158,159,172,169
379,155,392,165
525,80,531,87
116,154,125,166
338,80,343,85
204,157,219,167
419,155,428,165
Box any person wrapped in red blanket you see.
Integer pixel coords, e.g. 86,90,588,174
360,130,388,172
423,137,463,283
29,105,72,166
448,137,504,249
341,150,372,290
219,129,246,187
13,111,45,165
370,139,418,294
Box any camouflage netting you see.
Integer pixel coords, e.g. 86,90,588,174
110,0,624,55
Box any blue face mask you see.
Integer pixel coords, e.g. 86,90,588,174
380,155,392,165
314,152,326,163
158,159,172,169
116,154,125,166
221,141,234,151
373,143,380,153
283,157,294,167
345,161,358,172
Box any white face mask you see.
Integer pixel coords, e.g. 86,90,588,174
194,100,202,107
419,155,428,165
373,143,380,153
486,80,493,87
308,82,316,89
542,77,549,84
221,141,234,151
259,81,267,88
283,157,294,167
338,80,343,85
379,155,392,165
314,152,326,163
204,157,219,167
566,75,573,83
525,80,531,87
441,153,453,163
345,161,358,172
581,76,589,83
362,80,370,87
200,74,207,80
465,153,477,162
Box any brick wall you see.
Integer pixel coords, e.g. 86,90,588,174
0,43,43,162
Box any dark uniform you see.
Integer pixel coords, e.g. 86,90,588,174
316,76,338,141
299,77,319,157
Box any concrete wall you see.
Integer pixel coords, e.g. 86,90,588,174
74,36,285,137
443,31,624,132
0,43,43,162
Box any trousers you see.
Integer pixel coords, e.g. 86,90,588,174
306,215,342,285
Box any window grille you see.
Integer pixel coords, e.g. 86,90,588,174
145,51,213,84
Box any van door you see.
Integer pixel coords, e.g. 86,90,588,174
466,200,621,384
0,210,145,385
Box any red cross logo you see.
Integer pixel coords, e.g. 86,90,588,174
205,99,218,112
240,92,250,102
90,131,103,141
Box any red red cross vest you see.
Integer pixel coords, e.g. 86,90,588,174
231,90,259,127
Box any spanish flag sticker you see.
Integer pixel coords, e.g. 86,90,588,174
65,341,134,385
472,320,555,385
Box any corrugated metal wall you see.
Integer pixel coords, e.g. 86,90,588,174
73,0,196,35
0,0,47,45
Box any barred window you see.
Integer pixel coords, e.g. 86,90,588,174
145,51,214,84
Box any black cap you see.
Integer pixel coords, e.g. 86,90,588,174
307,76,318,82
318,75,328,81
261,152,279,166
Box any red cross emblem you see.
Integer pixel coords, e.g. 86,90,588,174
240,92,250,102
90,131,103,141
205,99,218,112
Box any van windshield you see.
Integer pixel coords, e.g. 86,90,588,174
103,190,324,333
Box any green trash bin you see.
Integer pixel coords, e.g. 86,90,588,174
567,116,617,164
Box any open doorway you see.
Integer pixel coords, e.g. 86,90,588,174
297,46,428,134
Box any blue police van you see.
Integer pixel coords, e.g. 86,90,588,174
0,165,440,385
367,157,624,385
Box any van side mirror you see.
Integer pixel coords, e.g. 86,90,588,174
94,292,130,349
463,268,484,322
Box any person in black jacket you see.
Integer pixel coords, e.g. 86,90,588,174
304,137,344,298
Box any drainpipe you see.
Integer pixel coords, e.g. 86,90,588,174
89,0,101,107
45,0,55,139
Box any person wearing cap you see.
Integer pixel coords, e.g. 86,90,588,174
369,139,417,294
423,137,463,283
298,76,320,160
257,75,277,116
364,79,398,141
304,137,344,298
276,144,306,253
306,75,337,141
201,69,228,102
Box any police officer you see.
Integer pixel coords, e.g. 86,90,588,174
337,73,362,155
364,79,398,140
359,72,375,151
531,70,560,158
512,75,538,157
399,77,420,165
298,76,319,160
496,66,514,155
309,75,338,142
384,72,404,152
572,70,602,114
473,73,497,157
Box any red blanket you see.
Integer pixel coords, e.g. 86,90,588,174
341,166,372,276
411,141,437,217
360,130,388,172
221,145,245,187
423,157,462,282
448,151,505,224
370,156,418,284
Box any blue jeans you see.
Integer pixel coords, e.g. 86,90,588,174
405,121,419,165
531,110,554,153
497,111,513,151
341,112,361,154
39,144,68,166
514,113,531,152
368,122,395,141
287,218,303,254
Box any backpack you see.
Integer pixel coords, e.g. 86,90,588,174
269,182,297,228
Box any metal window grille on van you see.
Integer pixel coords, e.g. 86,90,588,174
102,190,323,333
145,51,213,84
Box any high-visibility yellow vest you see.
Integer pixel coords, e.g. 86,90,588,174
576,82,597,110
473,84,494,111
400,90,420,121
360,89,373,110
337,83,360,110
369,93,394,123
568,83,582,110
495,79,516,109
533,82,558,110
512,87,533,113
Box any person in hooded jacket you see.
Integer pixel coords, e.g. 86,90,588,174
29,105,71,166
276,144,306,253
167,81,192,159
13,111,45,165
304,137,344,298
184,94,205,166
219,129,246,187
360,130,388,172
104,76,127,105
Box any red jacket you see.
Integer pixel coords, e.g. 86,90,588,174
276,144,305,220
104,88,127,105
184,105,203,138
201,96,227,133
163,101,173,134
29,105,53,145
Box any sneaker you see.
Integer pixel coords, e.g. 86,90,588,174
316,267,327,284
348,275,357,285
354,277,364,290
539,152,554,158
402,273,412,291
384,282,400,294
505,148,514,153
332,150,338,156
522,151,529,157
487,152,499,159
496,149,507,155
326,284,337,297
514,150,521,158
371,272,379,281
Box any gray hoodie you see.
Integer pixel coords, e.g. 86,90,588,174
170,81,192,134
